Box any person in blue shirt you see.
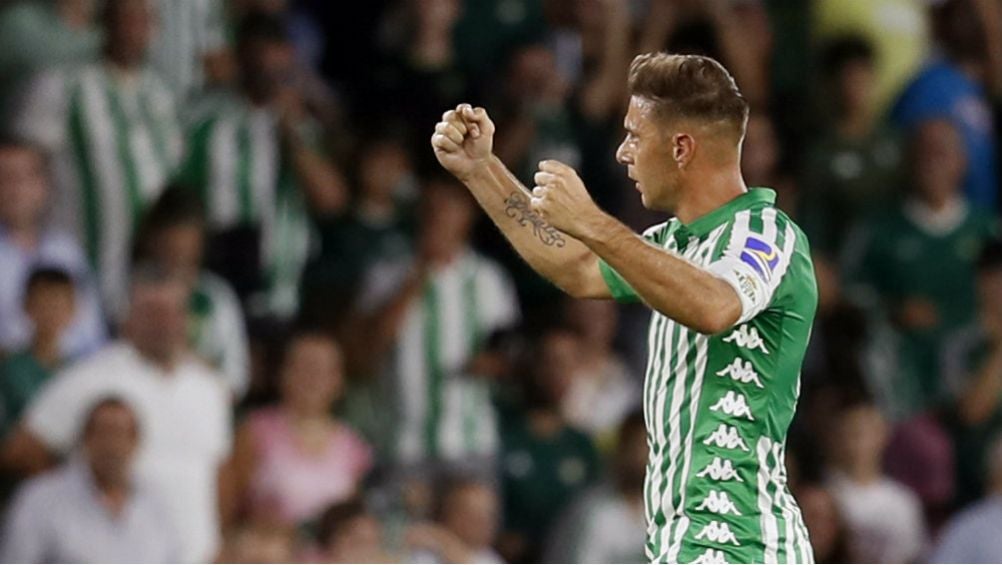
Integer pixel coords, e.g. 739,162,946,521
891,0,998,210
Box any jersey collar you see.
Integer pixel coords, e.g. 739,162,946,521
678,187,776,238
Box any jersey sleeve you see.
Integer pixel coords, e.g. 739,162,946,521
706,209,797,324
597,223,668,304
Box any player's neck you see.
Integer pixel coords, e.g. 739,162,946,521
674,166,748,225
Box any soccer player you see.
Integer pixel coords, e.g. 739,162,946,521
431,53,818,564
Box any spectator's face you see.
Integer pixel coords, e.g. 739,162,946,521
327,515,383,561
153,223,205,280
616,97,678,212
0,146,49,229
414,0,460,35
507,45,566,103
280,336,344,415
125,278,190,360
442,484,499,549
105,0,156,67
834,405,887,471
240,39,295,102
418,183,475,264
911,120,966,205
837,60,875,117
84,403,140,484
741,114,779,185
565,298,618,349
25,282,76,339
360,142,411,202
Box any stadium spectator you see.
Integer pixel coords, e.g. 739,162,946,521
0,266,232,562
316,497,396,564
796,483,851,564
352,176,519,469
930,434,1002,563
303,135,417,322
225,331,372,526
0,0,100,113
826,400,927,563
891,0,999,209
560,298,638,449
741,111,799,213
940,239,1002,507
545,409,647,563
133,186,250,398
801,35,904,259
844,119,997,417
0,138,105,359
176,11,347,320
0,268,75,436
6,0,182,316
0,396,180,563
406,476,502,563
499,328,600,563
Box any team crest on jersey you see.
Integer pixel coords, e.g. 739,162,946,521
739,236,779,281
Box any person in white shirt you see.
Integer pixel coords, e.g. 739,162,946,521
0,265,233,563
826,400,927,563
407,476,504,564
931,434,1002,563
2,396,181,563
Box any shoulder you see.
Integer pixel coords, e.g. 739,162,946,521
641,220,673,244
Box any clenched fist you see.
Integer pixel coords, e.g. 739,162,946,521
531,160,604,239
431,103,495,181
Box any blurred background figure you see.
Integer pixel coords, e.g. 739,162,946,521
133,186,249,398
499,328,599,563
224,330,371,528
930,434,1002,563
406,476,502,563
316,497,396,564
0,137,105,360
0,268,231,562
6,0,182,317
826,400,927,563
1,396,180,563
795,483,850,564
546,409,646,563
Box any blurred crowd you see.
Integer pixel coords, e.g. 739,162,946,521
0,0,1000,563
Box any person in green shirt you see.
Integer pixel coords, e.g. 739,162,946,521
500,328,600,563
845,118,998,418
0,267,76,435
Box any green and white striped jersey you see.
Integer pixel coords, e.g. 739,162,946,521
361,251,519,465
149,0,227,102
599,188,818,564
11,63,182,315
189,272,250,399
178,96,314,319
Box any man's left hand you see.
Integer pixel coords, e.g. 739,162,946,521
531,160,605,239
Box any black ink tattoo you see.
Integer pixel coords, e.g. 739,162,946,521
503,192,567,247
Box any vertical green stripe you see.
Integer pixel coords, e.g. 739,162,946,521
237,120,254,222
103,77,145,231
774,212,789,250
178,117,216,205
748,207,765,235
68,84,101,267
423,281,443,457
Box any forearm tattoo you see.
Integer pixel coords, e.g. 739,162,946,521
503,192,566,247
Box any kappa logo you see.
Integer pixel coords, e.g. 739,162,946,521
710,391,755,421
694,520,741,546
695,490,743,516
696,457,744,482
739,236,780,282
703,424,750,452
723,325,769,354
715,358,764,388
691,549,730,564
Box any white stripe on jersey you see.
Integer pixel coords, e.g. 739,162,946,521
209,116,240,226
757,437,780,563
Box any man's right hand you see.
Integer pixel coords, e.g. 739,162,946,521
431,103,495,181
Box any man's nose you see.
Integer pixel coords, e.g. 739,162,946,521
615,142,630,164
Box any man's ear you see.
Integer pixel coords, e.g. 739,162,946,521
672,133,695,169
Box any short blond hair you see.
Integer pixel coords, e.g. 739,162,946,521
628,53,749,138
